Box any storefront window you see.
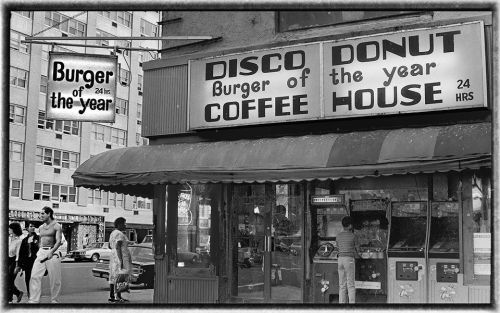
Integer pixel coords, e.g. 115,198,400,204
471,174,491,277
176,184,214,269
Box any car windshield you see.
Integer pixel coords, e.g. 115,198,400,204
130,246,154,262
87,243,101,249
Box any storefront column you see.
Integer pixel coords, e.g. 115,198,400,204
153,184,167,304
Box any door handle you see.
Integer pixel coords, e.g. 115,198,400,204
264,235,272,252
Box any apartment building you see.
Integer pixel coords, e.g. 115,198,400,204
9,10,160,252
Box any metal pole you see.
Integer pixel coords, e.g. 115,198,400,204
21,40,160,52
25,36,214,41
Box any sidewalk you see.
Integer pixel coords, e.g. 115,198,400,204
13,288,153,304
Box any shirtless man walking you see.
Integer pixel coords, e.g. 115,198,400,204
28,206,63,303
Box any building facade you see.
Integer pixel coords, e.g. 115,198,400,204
9,11,160,250
72,10,493,304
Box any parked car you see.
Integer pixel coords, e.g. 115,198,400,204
177,248,202,264
92,243,155,288
67,242,111,262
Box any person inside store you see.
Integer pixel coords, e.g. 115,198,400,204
18,222,40,300
335,216,358,304
108,217,132,303
28,206,63,303
83,233,90,248
8,222,24,303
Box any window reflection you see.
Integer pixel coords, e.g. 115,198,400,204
176,184,213,268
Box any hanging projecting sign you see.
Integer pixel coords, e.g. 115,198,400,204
188,43,321,129
188,21,486,130
322,21,487,119
46,52,117,122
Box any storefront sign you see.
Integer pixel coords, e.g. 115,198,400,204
46,52,117,122
473,233,491,253
188,21,486,130
323,22,486,119
189,43,321,129
311,195,344,205
355,280,381,290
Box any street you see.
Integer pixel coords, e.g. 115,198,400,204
12,259,153,304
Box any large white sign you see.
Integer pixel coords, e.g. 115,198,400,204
188,21,486,130
46,52,117,122
189,43,321,129
323,21,487,119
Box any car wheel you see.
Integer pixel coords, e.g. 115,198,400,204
91,253,100,262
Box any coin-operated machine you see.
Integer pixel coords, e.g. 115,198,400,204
428,201,468,303
387,201,428,303
310,195,348,303
350,199,389,302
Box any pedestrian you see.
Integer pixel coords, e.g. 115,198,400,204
28,206,63,304
83,233,89,248
18,222,40,299
108,217,132,303
8,222,24,303
335,216,358,304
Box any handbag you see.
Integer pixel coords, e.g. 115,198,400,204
115,273,130,293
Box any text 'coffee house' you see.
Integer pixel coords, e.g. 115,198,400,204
72,19,492,304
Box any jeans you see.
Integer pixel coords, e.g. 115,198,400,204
338,256,355,303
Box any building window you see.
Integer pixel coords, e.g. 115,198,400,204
140,19,159,37
38,111,80,135
9,141,24,161
117,11,132,27
97,11,132,27
277,11,411,32
96,29,112,46
44,12,86,37
91,190,124,207
116,194,124,207
10,66,28,88
133,196,152,210
36,146,79,169
137,103,142,120
91,124,127,146
14,11,32,18
35,182,76,202
10,30,30,53
116,98,128,115
40,75,48,94
10,179,22,197
34,182,50,201
9,104,25,124
137,74,143,92
119,68,130,85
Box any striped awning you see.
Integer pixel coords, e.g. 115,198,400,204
72,122,491,198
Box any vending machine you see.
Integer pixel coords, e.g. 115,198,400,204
428,201,468,303
387,201,428,303
350,199,389,303
310,195,348,303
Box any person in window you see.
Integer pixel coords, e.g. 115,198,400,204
108,217,132,302
18,223,40,299
82,234,90,249
8,223,24,303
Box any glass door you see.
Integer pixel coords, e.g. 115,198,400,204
231,183,304,302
